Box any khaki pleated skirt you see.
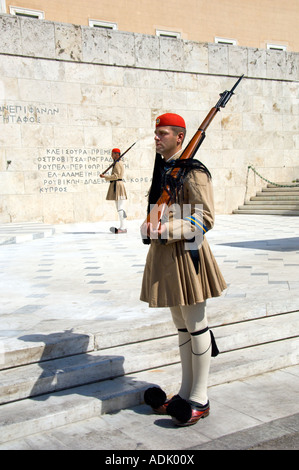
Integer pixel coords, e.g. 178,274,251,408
140,237,227,308
106,180,127,200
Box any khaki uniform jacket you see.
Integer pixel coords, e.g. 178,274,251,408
140,156,227,308
103,161,127,201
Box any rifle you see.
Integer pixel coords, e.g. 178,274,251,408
141,74,244,242
100,141,137,176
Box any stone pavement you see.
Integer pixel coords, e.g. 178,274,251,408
1,214,299,339
0,214,299,451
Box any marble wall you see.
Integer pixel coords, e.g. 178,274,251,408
0,14,299,223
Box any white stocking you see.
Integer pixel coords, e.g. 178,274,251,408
170,302,211,405
115,200,127,229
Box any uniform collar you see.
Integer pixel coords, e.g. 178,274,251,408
163,149,183,162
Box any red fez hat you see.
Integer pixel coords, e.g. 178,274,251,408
112,148,121,154
155,113,186,129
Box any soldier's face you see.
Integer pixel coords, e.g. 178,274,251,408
154,126,182,159
112,152,120,161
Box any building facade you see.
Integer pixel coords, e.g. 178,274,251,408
1,0,299,52
0,11,299,223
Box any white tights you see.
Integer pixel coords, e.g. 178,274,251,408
170,302,211,405
115,200,127,229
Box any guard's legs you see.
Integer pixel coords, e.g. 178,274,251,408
170,306,193,400
115,199,127,229
144,302,217,422
171,302,211,406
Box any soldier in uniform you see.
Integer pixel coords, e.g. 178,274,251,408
140,113,227,426
100,148,128,233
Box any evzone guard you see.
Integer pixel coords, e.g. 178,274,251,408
140,75,243,426
140,112,226,426
140,76,242,426
100,148,128,234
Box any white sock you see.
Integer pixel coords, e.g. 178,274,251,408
188,327,211,405
177,329,193,400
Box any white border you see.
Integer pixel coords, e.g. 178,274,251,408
215,36,237,46
156,29,181,39
89,19,118,30
9,6,44,19
267,43,287,51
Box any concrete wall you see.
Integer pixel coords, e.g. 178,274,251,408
0,13,299,223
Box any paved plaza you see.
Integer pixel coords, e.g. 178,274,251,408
0,214,298,450
1,214,299,338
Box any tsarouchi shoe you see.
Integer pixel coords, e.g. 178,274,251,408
168,398,210,426
110,227,127,234
144,387,181,415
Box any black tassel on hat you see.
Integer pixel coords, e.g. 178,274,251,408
144,387,167,409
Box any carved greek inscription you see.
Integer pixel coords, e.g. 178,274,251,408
38,148,114,193
0,105,60,123
38,148,149,193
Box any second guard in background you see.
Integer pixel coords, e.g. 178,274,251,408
100,148,128,234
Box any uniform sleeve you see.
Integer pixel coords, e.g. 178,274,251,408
163,170,215,244
103,162,123,181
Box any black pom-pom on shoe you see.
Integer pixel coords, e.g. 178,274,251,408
167,397,192,423
144,387,167,409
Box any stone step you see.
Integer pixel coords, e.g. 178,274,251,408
0,223,55,246
244,202,299,208
251,195,299,201
0,336,178,405
0,336,298,445
262,187,299,192
256,191,298,200
0,319,177,371
239,204,299,210
233,209,299,215
2,300,294,372
1,330,96,371
234,182,299,215
1,311,298,405
257,192,299,198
